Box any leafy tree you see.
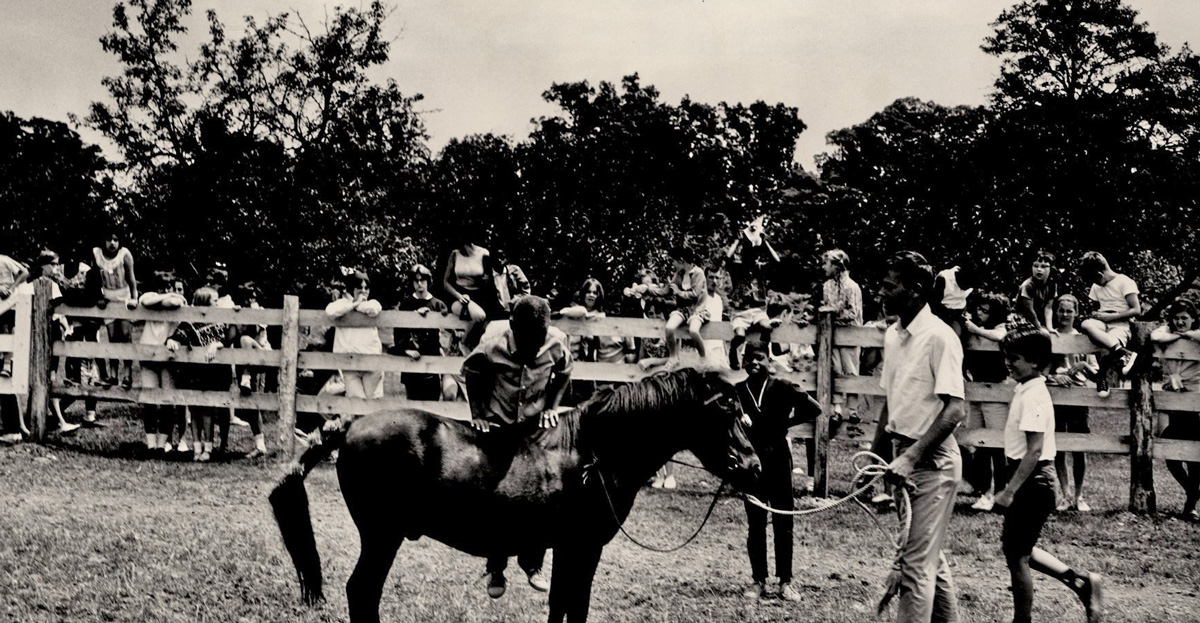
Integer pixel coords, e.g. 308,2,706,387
0,113,112,264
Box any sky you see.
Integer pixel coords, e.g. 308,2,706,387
3,0,1199,170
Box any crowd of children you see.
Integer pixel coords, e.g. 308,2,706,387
6,219,1200,619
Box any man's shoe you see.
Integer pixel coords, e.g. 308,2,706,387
1078,572,1104,623
486,572,506,599
0,433,22,445
1075,497,1092,513
778,582,802,602
971,493,995,512
742,581,766,598
526,569,549,592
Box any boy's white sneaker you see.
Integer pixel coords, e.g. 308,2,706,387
1075,497,1092,512
971,493,995,512
663,475,677,489
1119,350,1138,376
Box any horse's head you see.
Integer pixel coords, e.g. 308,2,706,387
688,369,760,492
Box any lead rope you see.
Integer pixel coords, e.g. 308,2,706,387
597,467,729,554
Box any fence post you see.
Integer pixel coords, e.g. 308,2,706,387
813,310,834,497
277,295,301,459
27,279,53,441
1128,321,1156,515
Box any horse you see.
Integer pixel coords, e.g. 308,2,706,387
269,366,760,623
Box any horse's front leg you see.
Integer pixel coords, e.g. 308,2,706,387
547,544,604,623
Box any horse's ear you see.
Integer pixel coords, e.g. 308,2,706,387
711,367,745,388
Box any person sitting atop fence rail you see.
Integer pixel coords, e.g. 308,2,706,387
1151,298,1200,521
462,295,572,599
92,229,139,390
1078,251,1141,398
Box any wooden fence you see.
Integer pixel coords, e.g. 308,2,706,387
9,277,1200,514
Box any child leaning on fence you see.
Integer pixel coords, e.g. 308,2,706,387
1045,294,1098,512
167,287,236,462
137,270,188,454
1151,298,1200,520
820,248,863,420
325,270,384,401
962,291,1011,512
995,322,1104,623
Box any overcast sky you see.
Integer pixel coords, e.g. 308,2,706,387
3,0,1199,170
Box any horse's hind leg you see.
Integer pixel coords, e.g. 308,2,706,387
346,528,402,623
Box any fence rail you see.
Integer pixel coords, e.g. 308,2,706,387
7,278,1200,514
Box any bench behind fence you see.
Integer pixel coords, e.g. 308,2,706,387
11,277,1199,514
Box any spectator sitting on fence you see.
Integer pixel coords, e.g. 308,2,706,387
92,229,139,390
442,228,498,351
462,295,570,598
1015,250,1058,331
638,244,709,371
724,214,780,370
0,250,29,379
962,292,1012,512
1045,294,1098,513
491,247,531,318
737,337,821,602
820,248,864,422
1151,298,1200,520
167,287,236,462
930,260,977,338
1078,251,1141,398
325,269,384,403
136,269,188,454
995,322,1104,623
622,268,669,362
392,264,451,402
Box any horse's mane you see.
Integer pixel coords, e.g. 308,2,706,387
580,366,716,418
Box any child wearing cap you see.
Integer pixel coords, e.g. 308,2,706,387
996,323,1103,623
393,264,450,401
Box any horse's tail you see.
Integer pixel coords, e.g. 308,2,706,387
268,421,349,606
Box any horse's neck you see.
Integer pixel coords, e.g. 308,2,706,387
580,409,688,484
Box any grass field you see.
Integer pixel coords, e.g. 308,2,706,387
2,404,1200,623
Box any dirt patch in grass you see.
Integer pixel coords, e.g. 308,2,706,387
2,404,1199,622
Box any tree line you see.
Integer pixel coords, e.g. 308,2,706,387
3,0,1199,314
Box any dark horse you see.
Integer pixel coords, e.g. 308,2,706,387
270,367,760,623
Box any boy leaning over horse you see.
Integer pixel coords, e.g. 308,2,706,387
462,295,572,598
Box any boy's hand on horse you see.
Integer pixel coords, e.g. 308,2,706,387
470,419,492,432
